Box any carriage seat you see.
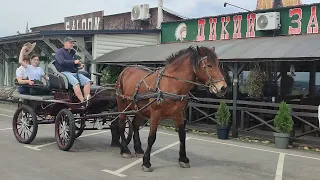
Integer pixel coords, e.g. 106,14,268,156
47,61,70,90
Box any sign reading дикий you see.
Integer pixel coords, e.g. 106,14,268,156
65,11,104,30
161,4,319,43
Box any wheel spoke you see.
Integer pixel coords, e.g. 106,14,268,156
19,127,24,136
26,130,30,139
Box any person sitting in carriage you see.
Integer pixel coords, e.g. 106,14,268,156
17,43,49,94
53,37,92,106
16,54,32,94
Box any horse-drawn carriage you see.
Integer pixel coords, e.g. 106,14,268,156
11,45,227,172
11,60,133,151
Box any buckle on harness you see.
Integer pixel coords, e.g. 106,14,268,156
156,89,163,105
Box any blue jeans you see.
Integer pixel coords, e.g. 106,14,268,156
61,72,91,89
18,86,30,94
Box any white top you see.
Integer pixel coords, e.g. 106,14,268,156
25,65,45,80
16,66,28,79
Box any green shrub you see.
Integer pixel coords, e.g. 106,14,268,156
215,101,231,127
274,101,293,133
100,66,122,85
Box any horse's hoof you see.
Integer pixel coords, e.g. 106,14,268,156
179,161,191,168
135,153,144,158
142,165,153,172
121,153,132,159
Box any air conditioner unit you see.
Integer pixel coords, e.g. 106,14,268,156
255,12,280,31
131,4,150,21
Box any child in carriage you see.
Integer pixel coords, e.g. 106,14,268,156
17,43,49,94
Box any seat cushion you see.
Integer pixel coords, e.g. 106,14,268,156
47,61,70,90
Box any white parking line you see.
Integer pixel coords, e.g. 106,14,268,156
0,128,12,131
286,153,320,161
142,129,178,136
0,113,13,118
0,108,15,113
191,137,279,154
275,153,285,180
24,130,109,151
102,137,191,177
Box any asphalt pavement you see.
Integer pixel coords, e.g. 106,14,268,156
0,104,320,180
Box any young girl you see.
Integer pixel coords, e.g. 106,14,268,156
18,45,49,82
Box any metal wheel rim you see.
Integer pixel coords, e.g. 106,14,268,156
58,114,71,146
15,110,34,140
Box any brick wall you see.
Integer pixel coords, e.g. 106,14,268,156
31,8,183,31
103,8,183,30
31,23,65,31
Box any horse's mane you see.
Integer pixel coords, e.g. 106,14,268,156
165,46,218,70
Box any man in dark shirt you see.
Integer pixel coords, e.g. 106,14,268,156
54,37,91,105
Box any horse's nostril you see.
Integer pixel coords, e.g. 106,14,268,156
221,86,227,93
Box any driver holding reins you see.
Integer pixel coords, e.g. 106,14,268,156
54,37,91,106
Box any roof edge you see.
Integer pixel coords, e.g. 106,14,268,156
38,29,161,36
162,2,320,24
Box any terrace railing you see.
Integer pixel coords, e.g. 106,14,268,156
187,97,320,144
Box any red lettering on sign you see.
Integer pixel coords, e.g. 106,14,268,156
233,15,242,39
209,18,217,40
307,6,318,34
288,8,302,35
220,16,230,40
196,19,206,42
246,13,256,38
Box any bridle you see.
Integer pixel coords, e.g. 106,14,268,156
199,56,225,91
158,56,225,90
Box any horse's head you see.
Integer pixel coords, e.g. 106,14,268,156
194,46,227,96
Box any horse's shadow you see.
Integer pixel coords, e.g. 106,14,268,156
151,148,268,174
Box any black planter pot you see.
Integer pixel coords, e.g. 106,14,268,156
217,125,230,140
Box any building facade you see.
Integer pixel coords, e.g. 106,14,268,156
0,5,184,86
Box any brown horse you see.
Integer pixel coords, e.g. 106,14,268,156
115,46,227,172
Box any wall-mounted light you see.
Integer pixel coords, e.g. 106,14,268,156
223,2,252,12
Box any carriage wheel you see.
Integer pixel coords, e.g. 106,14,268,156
124,117,133,145
75,118,85,139
55,109,75,151
74,113,85,139
12,105,38,144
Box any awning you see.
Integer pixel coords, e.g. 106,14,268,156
93,33,320,64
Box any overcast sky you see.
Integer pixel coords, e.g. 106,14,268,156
0,0,318,37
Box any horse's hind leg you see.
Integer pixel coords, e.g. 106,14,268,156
116,98,132,158
174,113,190,168
110,119,120,147
142,110,161,172
119,114,132,158
132,114,145,157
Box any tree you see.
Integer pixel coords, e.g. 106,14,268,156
215,101,231,127
274,101,293,133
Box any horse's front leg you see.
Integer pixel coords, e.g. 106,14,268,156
142,110,161,172
175,113,190,168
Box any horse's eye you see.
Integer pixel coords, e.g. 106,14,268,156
207,65,212,68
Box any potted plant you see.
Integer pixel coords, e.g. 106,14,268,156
215,101,231,140
273,101,294,149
